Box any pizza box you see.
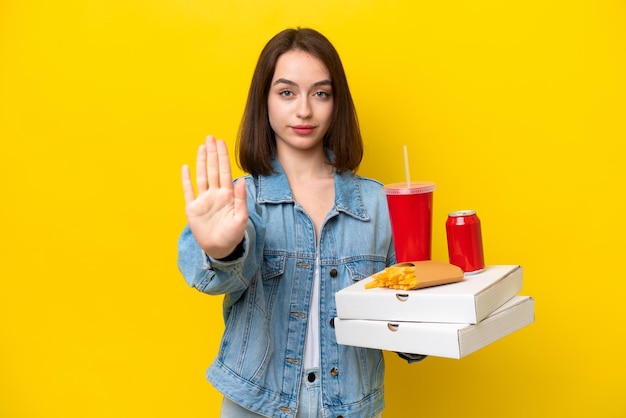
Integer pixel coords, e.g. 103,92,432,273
334,295,534,359
335,265,523,324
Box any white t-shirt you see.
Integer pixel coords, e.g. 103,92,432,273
303,255,321,369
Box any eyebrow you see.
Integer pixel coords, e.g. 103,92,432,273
272,78,332,88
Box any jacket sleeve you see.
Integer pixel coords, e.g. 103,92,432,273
176,224,248,294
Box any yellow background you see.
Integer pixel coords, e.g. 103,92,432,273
1,1,625,417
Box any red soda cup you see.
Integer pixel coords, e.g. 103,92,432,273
384,182,436,262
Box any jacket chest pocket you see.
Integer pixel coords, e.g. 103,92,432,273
261,253,286,281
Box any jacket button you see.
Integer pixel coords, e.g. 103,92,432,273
329,318,335,328
329,268,338,277
330,367,339,376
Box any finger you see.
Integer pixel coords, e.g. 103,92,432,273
195,144,208,193
205,135,220,189
181,164,196,205
216,139,233,190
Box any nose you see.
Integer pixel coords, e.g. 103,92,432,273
296,96,312,118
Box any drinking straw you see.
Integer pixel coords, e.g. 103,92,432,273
403,145,411,188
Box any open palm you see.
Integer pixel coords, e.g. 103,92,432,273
181,136,248,259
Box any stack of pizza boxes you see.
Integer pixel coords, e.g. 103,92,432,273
334,261,534,359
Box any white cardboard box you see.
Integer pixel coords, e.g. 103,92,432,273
335,295,534,359
335,265,523,324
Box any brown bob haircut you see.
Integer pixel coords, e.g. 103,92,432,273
236,27,363,176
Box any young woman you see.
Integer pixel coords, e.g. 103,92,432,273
178,28,396,418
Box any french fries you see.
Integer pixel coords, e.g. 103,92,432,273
364,265,419,290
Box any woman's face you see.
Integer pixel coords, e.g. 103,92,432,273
267,49,333,156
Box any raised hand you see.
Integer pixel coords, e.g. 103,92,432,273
182,136,248,259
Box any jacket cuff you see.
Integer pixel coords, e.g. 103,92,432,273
202,234,248,269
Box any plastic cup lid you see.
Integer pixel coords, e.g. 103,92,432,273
383,181,436,195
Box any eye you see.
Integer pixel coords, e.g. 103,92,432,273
279,90,293,97
314,91,331,99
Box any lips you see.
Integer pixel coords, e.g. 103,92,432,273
291,125,315,135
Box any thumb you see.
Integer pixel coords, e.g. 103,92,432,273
233,177,248,216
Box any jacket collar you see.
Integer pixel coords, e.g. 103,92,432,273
256,158,370,221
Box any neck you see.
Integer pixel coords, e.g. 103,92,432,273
277,147,333,181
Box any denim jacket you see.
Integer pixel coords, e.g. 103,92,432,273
177,158,396,418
